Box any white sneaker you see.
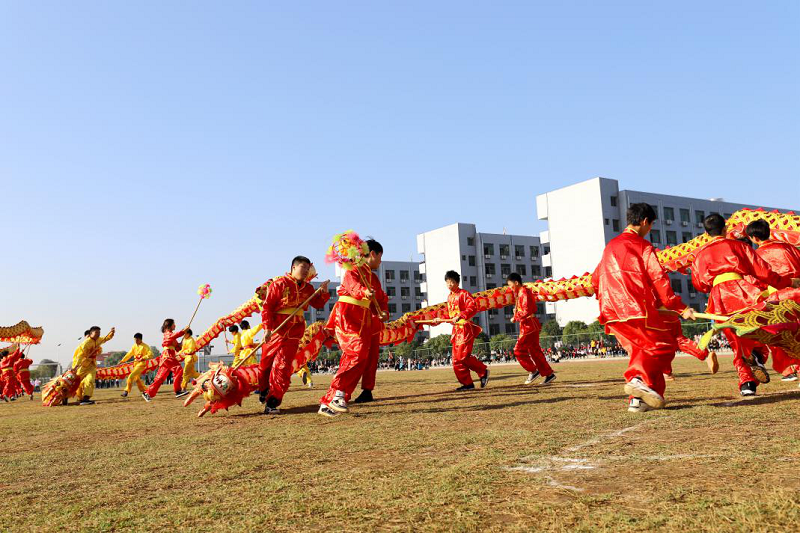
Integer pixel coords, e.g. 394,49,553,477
524,371,540,385
628,397,650,413
328,392,348,413
318,404,339,417
624,377,665,409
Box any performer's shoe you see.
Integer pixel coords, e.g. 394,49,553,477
707,351,719,374
318,404,339,418
744,350,770,384
781,373,798,382
120,391,128,398
541,374,557,386
628,397,651,413
307,382,314,389
258,389,269,404
263,405,280,415
79,397,95,406
624,377,665,409
141,392,152,403
480,369,490,388
740,381,757,397
353,389,374,404
455,384,475,391
175,390,191,398
664,373,675,382
328,393,348,413
29,395,34,400
61,397,68,405
524,371,541,385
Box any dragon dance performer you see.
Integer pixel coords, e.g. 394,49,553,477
691,213,799,396
236,321,262,367
1,347,23,400
319,243,384,417
226,325,242,364
180,329,200,392
72,330,90,368
146,319,188,400
431,270,489,391
73,326,116,405
592,203,694,413
746,219,800,382
260,256,330,414
13,352,34,399
119,333,153,400
506,273,556,386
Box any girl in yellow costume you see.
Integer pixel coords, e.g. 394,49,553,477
119,332,153,399
73,325,115,405
226,325,242,365
236,320,263,367
180,329,200,391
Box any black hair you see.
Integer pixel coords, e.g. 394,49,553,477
366,239,383,255
291,255,311,267
88,326,101,334
703,213,726,236
240,320,250,330
133,333,143,340
745,219,771,241
506,272,523,284
185,328,193,336
228,325,239,333
627,203,657,226
161,318,175,333
444,270,460,283
84,330,91,336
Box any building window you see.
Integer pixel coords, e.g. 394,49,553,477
385,270,395,282
468,255,476,267
469,276,477,287
532,265,541,276
604,218,609,226
467,237,475,246
515,264,527,276
415,303,421,310
414,270,422,282
537,303,545,315
610,195,618,207
515,245,524,259
387,286,396,297
650,230,662,244
400,270,409,282
487,283,496,290
461,255,466,261
489,324,500,336
680,208,690,225
485,263,496,276
504,306,513,316
666,231,677,246
402,303,411,313
488,309,498,317
501,264,511,277
484,243,494,257
671,279,682,293
499,244,510,258
544,266,552,277
388,303,397,315
612,219,620,231
400,287,410,299
505,323,517,334
328,289,336,298
682,232,692,243
695,210,705,225
304,312,311,322
328,303,335,312
663,207,675,222
530,246,539,258
415,287,423,299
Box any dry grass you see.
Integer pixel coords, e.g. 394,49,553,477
2,354,800,532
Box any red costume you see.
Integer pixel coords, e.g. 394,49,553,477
357,270,388,393
146,328,186,397
13,357,33,396
690,236,792,385
661,311,709,376
321,265,382,405
592,228,687,398
259,274,330,406
1,349,22,398
447,288,487,386
512,286,553,377
754,240,800,376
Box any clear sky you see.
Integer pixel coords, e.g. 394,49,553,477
2,2,798,366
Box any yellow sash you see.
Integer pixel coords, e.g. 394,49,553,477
713,272,743,287
276,307,300,315
338,296,371,308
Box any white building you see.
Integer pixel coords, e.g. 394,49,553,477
416,223,550,338
536,177,795,325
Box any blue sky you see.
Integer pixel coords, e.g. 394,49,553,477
2,2,798,365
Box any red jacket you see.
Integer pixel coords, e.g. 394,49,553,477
161,329,186,362
447,288,482,345
755,241,800,278
261,274,331,340
330,265,386,340
13,357,32,375
592,229,686,327
0,349,21,371
690,237,792,314
513,286,542,336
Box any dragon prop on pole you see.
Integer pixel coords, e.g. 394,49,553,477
0,321,44,345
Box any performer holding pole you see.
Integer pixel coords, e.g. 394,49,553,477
146,319,188,400
591,203,694,413
506,273,556,386
119,333,153,399
13,349,34,399
72,326,116,405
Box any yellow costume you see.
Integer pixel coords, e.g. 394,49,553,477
296,363,313,387
226,331,242,364
73,330,115,399
180,336,200,390
236,324,263,367
120,342,153,393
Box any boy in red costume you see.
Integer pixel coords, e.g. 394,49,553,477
745,218,800,382
691,214,798,397
432,271,489,391
146,318,187,400
592,203,694,412
13,352,34,399
1,347,22,400
259,255,330,414
506,272,556,385
319,240,385,417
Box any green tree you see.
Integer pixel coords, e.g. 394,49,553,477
425,334,452,355
540,319,562,348
31,358,59,380
489,334,515,353
103,351,127,367
562,320,589,345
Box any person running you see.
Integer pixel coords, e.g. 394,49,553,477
506,272,556,386
119,333,153,400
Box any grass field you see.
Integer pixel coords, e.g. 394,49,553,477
3,353,800,532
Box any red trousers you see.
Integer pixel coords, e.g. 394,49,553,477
452,338,487,386
146,359,183,397
18,372,33,395
721,328,767,386
769,346,800,376
514,331,553,376
321,329,373,405
607,319,678,397
2,371,19,398
359,331,382,391
259,335,300,406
